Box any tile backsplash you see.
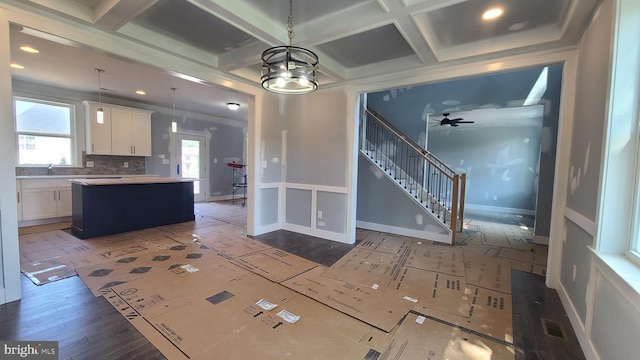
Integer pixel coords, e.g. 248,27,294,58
16,152,146,176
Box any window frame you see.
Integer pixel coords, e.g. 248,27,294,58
13,96,78,167
628,107,640,265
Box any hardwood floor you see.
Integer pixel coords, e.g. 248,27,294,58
0,202,584,359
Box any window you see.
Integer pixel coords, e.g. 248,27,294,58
14,97,75,166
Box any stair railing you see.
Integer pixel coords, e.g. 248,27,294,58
362,107,466,243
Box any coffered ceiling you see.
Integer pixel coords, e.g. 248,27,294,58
5,0,600,120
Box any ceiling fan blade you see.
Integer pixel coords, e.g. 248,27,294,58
455,121,475,124
450,118,463,122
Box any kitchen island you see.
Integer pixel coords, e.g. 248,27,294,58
70,177,195,239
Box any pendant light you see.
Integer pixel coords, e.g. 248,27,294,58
261,0,318,94
95,68,105,124
171,87,177,133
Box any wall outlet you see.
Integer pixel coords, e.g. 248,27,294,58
572,265,577,281
492,195,498,201
317,210,323,219
86,161,94,168
124,162,129,168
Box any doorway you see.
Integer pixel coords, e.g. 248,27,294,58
173,133,207,202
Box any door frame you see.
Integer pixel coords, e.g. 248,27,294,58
170,130,210,202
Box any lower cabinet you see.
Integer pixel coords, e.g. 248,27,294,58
20,179,72,221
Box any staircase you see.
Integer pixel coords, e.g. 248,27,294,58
360,107,466,244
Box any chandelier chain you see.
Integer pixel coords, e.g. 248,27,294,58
287,0,294,44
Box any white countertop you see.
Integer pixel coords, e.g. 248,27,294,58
70,177,196,186
17,174,158,180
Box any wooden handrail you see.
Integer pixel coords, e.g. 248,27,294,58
365,108,455,180
363,106,467,244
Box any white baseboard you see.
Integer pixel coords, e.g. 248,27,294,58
356,221,452,244
533,234,549,245
18,216,72,228
556,281,599,360
251,223,281,236
464,204,535,216
282,223,351,244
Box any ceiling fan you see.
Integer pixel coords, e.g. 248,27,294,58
431,113,475,127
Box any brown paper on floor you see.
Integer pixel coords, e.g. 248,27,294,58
498,245,548,266
210,296,379,360
20,229,185,285
404,242,465,277
281,266,414,332
143,273,300,359
320,247,405,289
464,256,512,294
199,232,272,258
510,261,546,276
20,257,78,285
102,288,189,360
389,267,470,317
76,242,222,296
19,230,87,264
379,312,515,360
230,248,318,282
110,257,251,319
155,218,228,235
357,232,413,255
419,286,514,344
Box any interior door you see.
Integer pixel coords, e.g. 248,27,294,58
173,133,207,202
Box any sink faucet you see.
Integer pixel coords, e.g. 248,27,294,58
47,163,53,176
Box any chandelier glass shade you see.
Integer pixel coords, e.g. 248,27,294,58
260,0,318,94
261,46,318,94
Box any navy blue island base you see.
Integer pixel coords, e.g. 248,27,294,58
71,178,195,239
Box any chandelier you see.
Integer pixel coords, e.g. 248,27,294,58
261,0,318,94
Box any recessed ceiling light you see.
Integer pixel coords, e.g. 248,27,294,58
10,63,24,69
482,7,503,20
226,102,240,110
509,21,529,31
19,46,39,54
136,90,146,95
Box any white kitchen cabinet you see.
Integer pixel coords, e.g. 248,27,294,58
84,101,152,156
20,179,72,220
84,102,112,155
131,110,152,156
111,108,152,156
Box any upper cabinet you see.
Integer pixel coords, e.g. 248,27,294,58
84,101,152,157
85,102,112,155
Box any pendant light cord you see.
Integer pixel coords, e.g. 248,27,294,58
287,0,294,46
95,68,104,105
171,87,177,122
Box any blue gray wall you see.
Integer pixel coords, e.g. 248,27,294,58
146,112,246,198
366,65,562,237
